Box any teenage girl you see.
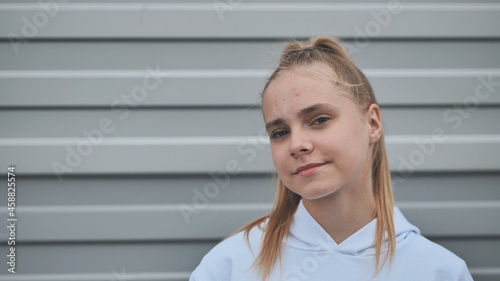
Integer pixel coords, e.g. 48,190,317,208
190,36,473,281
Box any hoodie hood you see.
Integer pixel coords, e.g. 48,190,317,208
287,200,420,256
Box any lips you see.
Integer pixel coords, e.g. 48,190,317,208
293,162,328,176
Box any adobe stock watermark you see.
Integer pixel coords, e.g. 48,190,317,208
442,75,499,131
213,0,243,21
284,236,337,281
392,74,499,186
8,0,70,54
111,267,135,281
178,128,269,224
51,65,163,182
344,0,403,55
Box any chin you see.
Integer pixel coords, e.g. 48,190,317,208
300,192,336,201
285,176,340,200
288,183,341,201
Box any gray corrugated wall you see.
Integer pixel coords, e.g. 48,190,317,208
1,0,500,280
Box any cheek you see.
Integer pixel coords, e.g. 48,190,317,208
325,127,366,165
270,144,287,170
340,118,368,143
338,130,371,170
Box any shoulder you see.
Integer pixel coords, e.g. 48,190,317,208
189,224,265,281
409,234,464,264
398,233,473,280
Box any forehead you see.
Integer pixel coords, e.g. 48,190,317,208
262,67,352,121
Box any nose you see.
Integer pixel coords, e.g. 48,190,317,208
288,129,313,158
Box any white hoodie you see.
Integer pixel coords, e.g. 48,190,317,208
190,200,473,281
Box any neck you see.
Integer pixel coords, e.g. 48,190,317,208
302,178,376,244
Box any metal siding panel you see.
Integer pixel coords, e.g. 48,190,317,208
1,4,500,38
1,70,500,107
0,242,211,275
2,41,500,70
10,175,276,206
0,109,266,138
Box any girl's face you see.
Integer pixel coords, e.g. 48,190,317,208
262,65,382,200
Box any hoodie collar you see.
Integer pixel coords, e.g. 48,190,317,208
287,200,420,255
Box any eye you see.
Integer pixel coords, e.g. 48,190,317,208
271,130,289,139
312,117,330,125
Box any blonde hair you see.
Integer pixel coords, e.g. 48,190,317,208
237,36,395,280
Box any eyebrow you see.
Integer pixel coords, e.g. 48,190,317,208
298,103,337,118
265,103,337,132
